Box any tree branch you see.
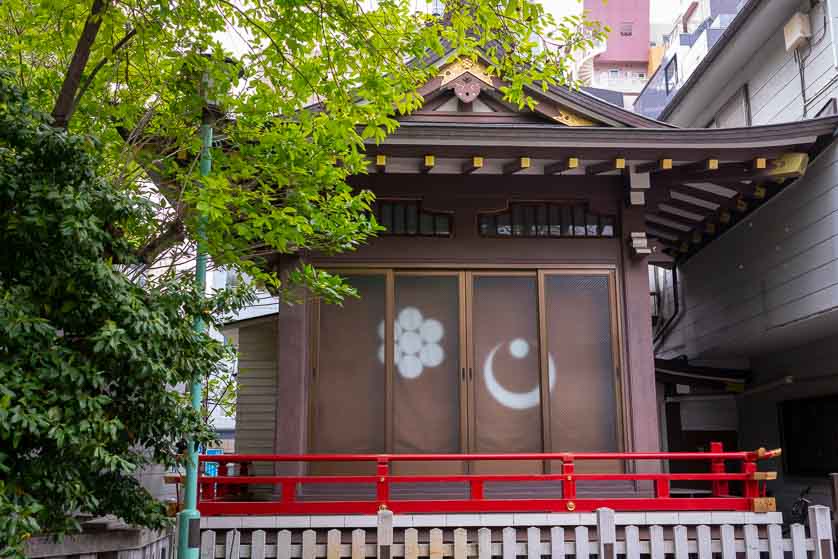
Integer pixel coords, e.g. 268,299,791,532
137,217,186,266
51,0,109,128
72,26,139,114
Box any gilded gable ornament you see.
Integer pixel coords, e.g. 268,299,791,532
439,58,494,87
553,109,596,127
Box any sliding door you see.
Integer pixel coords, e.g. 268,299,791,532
310,272,388,474
541,271,621,472
392,273,465,474
468,273,544,473
309,268,623,474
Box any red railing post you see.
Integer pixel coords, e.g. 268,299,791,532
562,455,576,501
377,457,390,508
710,441,729,497
655,479,670,498
280,480,296,504
470,479,485,501
742,456,759,500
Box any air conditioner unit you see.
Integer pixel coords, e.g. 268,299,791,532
784,12,812,51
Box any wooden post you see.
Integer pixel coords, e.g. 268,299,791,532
200,530,215,559
596,508,616,559
808,505,835,559
251,531,266,559
276,531,291,559
377,508,394,559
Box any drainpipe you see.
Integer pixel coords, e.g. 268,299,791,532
176,93,213,559
653,266,679,352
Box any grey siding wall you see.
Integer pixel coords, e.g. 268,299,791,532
658,140,838,359
739,334,838,515
688,0,838,128
235,318,279,492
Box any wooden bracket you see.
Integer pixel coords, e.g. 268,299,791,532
634,159,673,174
462,156,484,174
586,158,626,175
503,157,531,175
751,497,777,513
375,154,387,173
752,472,778,481
544,157,579,175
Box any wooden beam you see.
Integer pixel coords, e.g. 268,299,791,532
644,219,690,235
462,156,484,174
586,158,626,175
646,212,697,229
503,157,531,175
670,186,734,209
375,154,387,173
678,158,719,173
634,159,673,174
422,154,435,173
652,161,775,186
544,157,579,175
658,199,716,220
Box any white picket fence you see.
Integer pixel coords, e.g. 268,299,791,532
200,506,836,559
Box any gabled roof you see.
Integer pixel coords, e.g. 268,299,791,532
408,54,673,129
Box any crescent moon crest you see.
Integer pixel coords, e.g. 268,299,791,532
483,342,557,410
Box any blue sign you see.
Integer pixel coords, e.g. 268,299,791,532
204,448,223,477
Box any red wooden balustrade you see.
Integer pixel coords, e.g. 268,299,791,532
190,444,781,516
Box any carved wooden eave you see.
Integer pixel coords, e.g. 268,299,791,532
363,114,838,260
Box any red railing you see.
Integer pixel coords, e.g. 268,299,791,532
193,443,781,516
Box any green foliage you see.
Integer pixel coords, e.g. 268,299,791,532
0,0,606,552
0,73,252,557
0,0,606,300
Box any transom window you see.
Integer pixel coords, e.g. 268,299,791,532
374,199,452,237
478,202,616,238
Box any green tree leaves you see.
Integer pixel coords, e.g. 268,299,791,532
0,73,251,558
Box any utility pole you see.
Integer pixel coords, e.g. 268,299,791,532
177,75,214,559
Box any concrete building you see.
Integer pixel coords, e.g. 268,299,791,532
641,0,838,515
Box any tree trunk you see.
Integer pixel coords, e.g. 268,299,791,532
51,0,108,129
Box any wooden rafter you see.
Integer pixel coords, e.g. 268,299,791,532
462,156,483,174
634,159,673,174
544,157,579,175
586,158,626,175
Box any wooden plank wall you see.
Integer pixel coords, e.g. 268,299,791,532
199,507,835,559
657,141,838,359
235,318,279,497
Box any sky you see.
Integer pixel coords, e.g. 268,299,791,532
542,0,682,24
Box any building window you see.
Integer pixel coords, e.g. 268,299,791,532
779,395,838,476
478,202,616,238
374,199,452,237
608,69,620,81
635,72,646,80
620,22,633,37
664,56,678,95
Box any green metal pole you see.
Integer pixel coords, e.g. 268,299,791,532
177,115,212,559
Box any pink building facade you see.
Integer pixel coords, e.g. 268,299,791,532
584,0,651,100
